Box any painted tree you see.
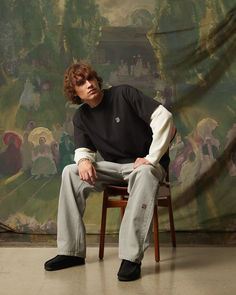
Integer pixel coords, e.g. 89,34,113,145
26,0,61,71
62,0,107,64
0,0,18,83
12,0,45,55
147,0,199,85
0,0,45,84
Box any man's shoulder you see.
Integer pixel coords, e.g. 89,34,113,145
104,85,137,102
104,84,133,93
73,103,88,121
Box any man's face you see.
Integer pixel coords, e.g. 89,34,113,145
74,73,101,104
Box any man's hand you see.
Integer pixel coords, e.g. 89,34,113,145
133,157,152,169
78,159,97,185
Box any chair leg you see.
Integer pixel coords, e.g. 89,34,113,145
153,205,160,262
99,191,108,260
168,195,176,247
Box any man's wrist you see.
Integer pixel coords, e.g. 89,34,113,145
78,158,91,165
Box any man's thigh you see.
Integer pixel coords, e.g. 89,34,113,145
122,163,166,183
93,161,127,189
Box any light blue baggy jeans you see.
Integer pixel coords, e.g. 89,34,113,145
57,161,165,263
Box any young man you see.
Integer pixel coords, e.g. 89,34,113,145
44,61,173,281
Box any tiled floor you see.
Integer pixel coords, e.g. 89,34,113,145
0,246,235,295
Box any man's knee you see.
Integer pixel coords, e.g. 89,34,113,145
62,164,78,179
130,164,164,181
132,164,155,175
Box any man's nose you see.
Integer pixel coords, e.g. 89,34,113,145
85,80,92,87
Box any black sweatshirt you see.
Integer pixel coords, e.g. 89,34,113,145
73,85,170,171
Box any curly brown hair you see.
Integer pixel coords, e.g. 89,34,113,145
63,61,103,104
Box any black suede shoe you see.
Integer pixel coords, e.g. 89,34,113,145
44,255,85,271
117,259,141,281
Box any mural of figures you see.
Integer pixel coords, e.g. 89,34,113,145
21,132,34,172
26,121,36,131
170,132,185,180
52,124,64,143
179,151,201,190
58,133,75,173
29,128,57,179
195,118,220,175
109,54,155,88
117,59,129,76
51,141,60,168
31,136,57,179
170,135,194,181
154,90,166,105
133,55,144,78
170,133,185,161
0,132,22,176
19,80,41,111
130,55,137,76
19,79,35,109
63,115,74,138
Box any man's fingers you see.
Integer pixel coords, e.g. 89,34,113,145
133,158,141,169
88,171,95,184
80,171,95,185
133,158,151,169
78,162,97,184
133,162,140,169
90,176,95,184
92,166,98,179
83,173,92,185
85,172,91,181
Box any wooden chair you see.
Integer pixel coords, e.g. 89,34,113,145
99,126,177,262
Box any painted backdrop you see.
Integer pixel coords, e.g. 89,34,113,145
0,0,235,235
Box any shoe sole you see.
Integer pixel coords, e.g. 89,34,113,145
45,261,85,271
118,274,141,281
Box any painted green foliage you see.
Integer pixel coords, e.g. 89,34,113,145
62,0,107,63
148,0,199,83
0,0,44,74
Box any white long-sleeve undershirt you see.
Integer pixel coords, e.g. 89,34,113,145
144,105,173,166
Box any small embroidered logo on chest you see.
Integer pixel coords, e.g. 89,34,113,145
115,117,120,123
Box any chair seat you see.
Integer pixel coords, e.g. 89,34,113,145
157,183,171,197
105,182,171,199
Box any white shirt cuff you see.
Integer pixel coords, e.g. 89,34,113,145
74,148,96,165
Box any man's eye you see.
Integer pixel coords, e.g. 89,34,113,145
76,80,84,86
87,75,94,81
